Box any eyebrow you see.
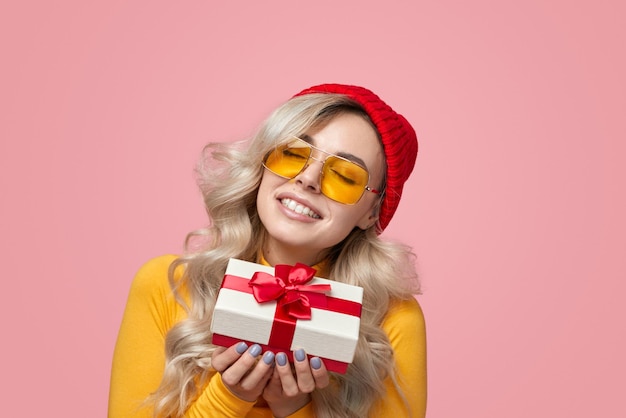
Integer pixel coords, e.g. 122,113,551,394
300,134,369,169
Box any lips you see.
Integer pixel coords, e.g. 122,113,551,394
280,198,321,219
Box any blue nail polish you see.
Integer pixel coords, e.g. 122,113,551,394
295,348,306,362
235,342,248,354
310,357,322,370
249,344,262,357
276,352,287,366
263,351,275,365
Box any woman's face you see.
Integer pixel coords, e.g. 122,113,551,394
257,112,385,266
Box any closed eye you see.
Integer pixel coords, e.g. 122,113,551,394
330,168,357,185
282,148,309,160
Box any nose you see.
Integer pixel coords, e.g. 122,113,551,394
294,156,323,192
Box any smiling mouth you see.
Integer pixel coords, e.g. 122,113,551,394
280,198,321,219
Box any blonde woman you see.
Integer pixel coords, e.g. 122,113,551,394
109,84,427,417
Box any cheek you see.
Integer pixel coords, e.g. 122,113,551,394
328,202,370,231
257,177,273,208
256,172,289,224
257,172,279,199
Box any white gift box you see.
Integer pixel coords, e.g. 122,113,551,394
210,258,363,373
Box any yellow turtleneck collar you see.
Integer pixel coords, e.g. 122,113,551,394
258,253,330,279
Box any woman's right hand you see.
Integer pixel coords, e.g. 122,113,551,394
211,342,276,402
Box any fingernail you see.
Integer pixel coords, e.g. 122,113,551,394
310,357,322,370
235,342,248,354
263,351,275,365
249,344,262,357
295,348,306,362
276,352,287,366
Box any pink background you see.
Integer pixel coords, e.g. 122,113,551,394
1,1,624,416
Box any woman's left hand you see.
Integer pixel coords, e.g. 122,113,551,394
263,349,330,417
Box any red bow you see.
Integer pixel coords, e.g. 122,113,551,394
248,263,331,319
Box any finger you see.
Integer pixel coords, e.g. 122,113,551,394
220,344,263,387
309,357,330,389
262,365,282,398
239,351,275,392
274,352,299,397
211,341,248,372
293,349,316,393
265,363,281,390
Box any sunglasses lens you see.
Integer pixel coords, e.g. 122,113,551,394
263,142,311,178
321,156,369,204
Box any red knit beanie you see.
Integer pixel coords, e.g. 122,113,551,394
294,84,418,232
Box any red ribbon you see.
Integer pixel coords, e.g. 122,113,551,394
248,263,331,320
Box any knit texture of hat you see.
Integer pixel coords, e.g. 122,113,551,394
294,84,418,232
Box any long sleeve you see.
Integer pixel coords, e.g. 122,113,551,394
370,297,427,417
108,256,260,418
109,255,179,417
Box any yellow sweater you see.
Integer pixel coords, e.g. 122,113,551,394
109,255,427,417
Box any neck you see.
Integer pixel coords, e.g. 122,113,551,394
262,242,328,268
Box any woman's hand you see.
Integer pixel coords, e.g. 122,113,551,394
211,342,276,402
263,349,330,417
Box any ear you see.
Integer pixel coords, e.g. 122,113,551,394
357,209,379,230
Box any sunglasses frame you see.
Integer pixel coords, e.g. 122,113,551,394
262,136,381,205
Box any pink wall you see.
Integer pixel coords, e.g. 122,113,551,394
1,1,624,416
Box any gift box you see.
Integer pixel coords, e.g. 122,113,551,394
210,258,363,374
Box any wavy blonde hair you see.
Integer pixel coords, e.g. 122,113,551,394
148,93,421,417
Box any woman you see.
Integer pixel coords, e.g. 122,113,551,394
109,83,426,417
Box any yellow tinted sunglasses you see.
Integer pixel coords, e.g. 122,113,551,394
262,137,380,204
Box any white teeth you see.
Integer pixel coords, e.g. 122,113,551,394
281,198,320,219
